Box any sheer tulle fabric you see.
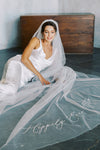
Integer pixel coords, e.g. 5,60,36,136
0,20,100,150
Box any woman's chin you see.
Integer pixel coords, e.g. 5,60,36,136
47,38,53,42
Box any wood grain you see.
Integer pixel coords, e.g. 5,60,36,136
20,14,95,53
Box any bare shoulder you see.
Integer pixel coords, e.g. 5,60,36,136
31,37,39,43
29,37,40,48
22,37,40,56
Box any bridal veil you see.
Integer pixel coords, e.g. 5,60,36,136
0,19,100,150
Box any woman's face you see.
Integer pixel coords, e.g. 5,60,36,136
43,25,56,42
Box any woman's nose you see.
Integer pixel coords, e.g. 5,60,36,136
48,32,51,36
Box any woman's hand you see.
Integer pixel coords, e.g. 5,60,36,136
38,74,50,85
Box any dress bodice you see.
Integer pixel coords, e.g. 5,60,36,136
29,39,54,72
31,39,53,60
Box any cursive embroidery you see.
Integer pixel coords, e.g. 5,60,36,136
82,98,94,109
68,111,84,122
23,119,65,135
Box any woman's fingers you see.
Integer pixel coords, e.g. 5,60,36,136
38,74,50,85
44,80,50,85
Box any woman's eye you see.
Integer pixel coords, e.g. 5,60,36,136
44,31,55,34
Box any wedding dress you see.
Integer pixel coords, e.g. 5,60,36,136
0,19,100,150
0,39,56,94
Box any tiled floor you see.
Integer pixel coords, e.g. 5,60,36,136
0,47,100,150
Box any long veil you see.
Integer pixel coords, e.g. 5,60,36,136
0,19,100,150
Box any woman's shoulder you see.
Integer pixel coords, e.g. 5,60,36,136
29,37,41,49
31,37,40,44
30,37,41,50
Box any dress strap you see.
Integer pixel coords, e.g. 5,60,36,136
35,39,42,50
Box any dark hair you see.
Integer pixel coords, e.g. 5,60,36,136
41,21,57,33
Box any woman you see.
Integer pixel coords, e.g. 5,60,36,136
21,21,58,85
0,19,75,96
0,19,100,150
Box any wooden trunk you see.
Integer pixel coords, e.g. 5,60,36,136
20,13,95,54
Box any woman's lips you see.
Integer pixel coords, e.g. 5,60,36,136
47,37,52,40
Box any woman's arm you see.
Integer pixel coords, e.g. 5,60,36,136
21,37,50,85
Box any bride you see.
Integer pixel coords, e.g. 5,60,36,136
0,19,100,150
0,19,75,95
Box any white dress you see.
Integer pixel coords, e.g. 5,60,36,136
0,43,100,150
0,39,54,95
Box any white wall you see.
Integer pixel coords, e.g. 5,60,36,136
0,0,59,50
59,0,100,48
0,0,100,50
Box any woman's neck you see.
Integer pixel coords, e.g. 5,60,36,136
42,39,52,46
